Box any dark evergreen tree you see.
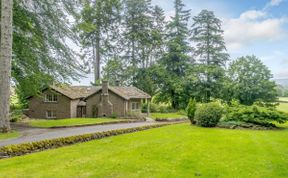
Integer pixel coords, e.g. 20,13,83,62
158,0,191,109
122,0,153,70
191,10,229,102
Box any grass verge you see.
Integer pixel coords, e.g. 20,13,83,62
26,118,127,128
150,113,187,120
0,131,20,141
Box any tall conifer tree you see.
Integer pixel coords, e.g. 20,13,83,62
77,0,121,84
158,0,191,109
191,10,229,102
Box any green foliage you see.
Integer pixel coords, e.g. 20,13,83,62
111,113,117,119
226,55,277,105
11,0,83,99
191,10,229,102
157,0,191,109
10,110,24,123
77,0,121,82
0,123,171,158
142,102,174,113
195,102,223,127
224,104,288,126
186,98,197,124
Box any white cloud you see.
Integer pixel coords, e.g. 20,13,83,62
223,10,287,50
239,10,266,20
269,0,283,6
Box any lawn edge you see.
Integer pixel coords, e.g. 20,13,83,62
0,122,182,159
30,119,145,129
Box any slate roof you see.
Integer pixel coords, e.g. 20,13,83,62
48,85,151,100
109,87,151,100
50,85,101,100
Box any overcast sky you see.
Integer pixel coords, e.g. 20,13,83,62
73,0,288,85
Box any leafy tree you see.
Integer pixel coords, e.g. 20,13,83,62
77,0,121,83
10,0,84,101
227,55,277,105
0,0,13,132
191,10,229,102
158,0,191,109
102,58,125,85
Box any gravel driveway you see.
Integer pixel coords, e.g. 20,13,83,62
0,121,158,147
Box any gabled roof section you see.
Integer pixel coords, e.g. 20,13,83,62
85,86,151,100
109,86,151,100
50,85,101,100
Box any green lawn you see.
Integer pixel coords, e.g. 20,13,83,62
27,118,126,128
2,123,288,177
150,112,187,119
0,131,20,141
277,103,288,113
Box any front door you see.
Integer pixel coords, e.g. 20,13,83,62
77,106,86,118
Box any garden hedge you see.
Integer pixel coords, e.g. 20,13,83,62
0,123,172,159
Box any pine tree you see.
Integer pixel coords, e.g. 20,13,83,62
150,5,166,64
191,10,229,102
0,0,13,132
77,0,121,84
158,0,191,109
122,0,153,69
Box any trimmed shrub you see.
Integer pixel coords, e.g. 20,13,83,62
224,104,288,126
186,98,197,124
10,110,25,122
195,102,223,127
142,103,174,113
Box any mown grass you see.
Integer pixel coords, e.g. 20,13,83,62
0,131,20,141
1,123,288,177
150,112,187,120
27,118,126,128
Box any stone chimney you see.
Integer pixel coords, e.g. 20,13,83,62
97,80,113,116
102,80,109,94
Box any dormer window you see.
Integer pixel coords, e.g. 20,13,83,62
44,94,58,102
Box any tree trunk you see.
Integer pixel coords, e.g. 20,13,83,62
0,0,13,132
92,38,100,84
95,38,100,82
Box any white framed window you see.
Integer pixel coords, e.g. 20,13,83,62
131,102,140,112
46,111,56,119
44,94,58,102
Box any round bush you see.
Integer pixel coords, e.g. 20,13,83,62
195,102,223,127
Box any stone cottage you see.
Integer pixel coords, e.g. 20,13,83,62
26,81,151,119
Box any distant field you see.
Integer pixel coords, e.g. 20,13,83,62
278,97,288,102
278,103,288,113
